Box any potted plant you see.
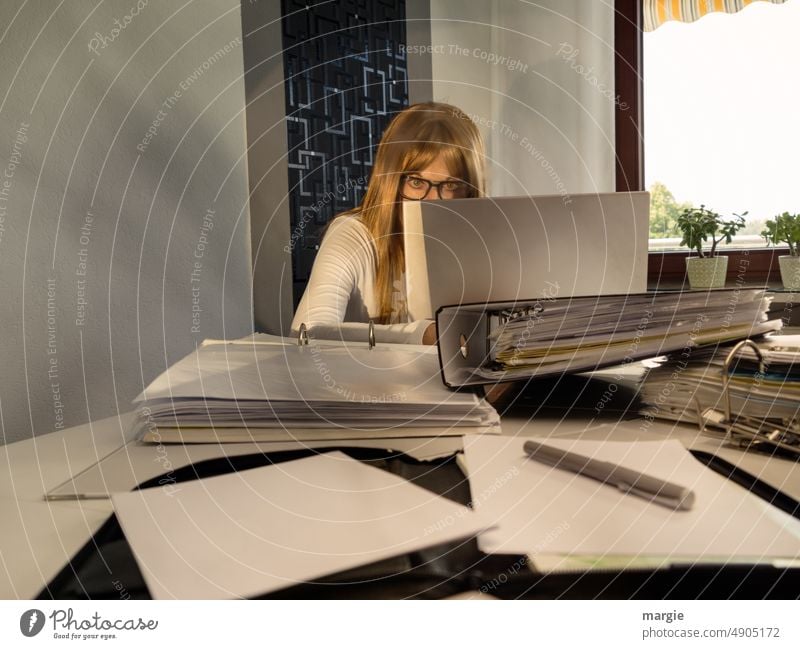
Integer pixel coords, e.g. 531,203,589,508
761,212,800,290
677,205,746,289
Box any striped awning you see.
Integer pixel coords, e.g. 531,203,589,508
644,0,788,31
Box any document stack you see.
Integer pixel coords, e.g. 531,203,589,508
436,288,781,387
133,336,500,442
639,335,800,459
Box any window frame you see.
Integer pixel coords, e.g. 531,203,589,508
614,0,785,289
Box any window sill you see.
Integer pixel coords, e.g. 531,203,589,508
647,248,793,290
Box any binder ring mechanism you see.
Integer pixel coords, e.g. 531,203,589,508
696,339,800,459
297,323,309,346
297,321,377,350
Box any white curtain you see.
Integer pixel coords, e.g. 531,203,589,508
427,0,616,197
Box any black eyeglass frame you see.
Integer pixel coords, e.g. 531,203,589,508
399,175,470,200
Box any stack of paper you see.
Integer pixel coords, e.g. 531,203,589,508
639,335,800,426
112,452,489,598
461,435,800,570
478,289,779,380
133,338,499,442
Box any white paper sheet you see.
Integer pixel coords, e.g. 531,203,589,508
463,436,800,560
112,452,486,599
139,342,449,404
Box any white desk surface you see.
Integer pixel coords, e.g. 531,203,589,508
0,413,135,599
2,409,798,599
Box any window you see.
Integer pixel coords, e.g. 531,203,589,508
644,0,800,251
615,0,797,286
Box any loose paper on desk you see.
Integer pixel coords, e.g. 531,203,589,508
111,452,488,599
462,436,800,561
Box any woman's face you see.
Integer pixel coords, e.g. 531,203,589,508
400,153,469,201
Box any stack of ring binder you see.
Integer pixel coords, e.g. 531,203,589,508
697,339,800,460
640,337,800,461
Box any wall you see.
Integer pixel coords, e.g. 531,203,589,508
0,0,253,444
419,0,617,196
242,0,293,337
406,0,433,103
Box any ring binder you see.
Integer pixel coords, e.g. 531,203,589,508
722,339,766,429
132,333,501,442
435,289,780,388
692,338,800,461
368,320,375,350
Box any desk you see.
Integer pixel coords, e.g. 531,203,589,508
3,399,799,599
0,373,800,599
0,413,134,599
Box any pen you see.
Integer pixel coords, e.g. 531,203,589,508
523,440,695,511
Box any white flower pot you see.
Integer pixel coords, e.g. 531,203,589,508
778,255,800,290
686,256,727,289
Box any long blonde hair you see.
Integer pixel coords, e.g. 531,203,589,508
342,102,486,322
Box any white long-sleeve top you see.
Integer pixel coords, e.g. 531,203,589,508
290,215,431,344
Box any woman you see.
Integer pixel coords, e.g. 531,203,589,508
291,101,486,344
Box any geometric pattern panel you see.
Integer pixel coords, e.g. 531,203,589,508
281,0,409,304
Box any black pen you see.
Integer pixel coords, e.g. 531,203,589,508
523,440,695,511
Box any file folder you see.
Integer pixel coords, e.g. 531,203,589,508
133,333,500,442
435,289,781,388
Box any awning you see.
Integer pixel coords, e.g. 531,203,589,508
644,0,788,32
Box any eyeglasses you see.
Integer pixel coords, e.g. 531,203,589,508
399,175,470,200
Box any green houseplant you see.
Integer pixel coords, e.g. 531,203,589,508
677,205,746,289
761,212,800,290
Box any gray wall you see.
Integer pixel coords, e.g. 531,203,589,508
0,0,253,444
406,0,434,103
242,0,293,337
